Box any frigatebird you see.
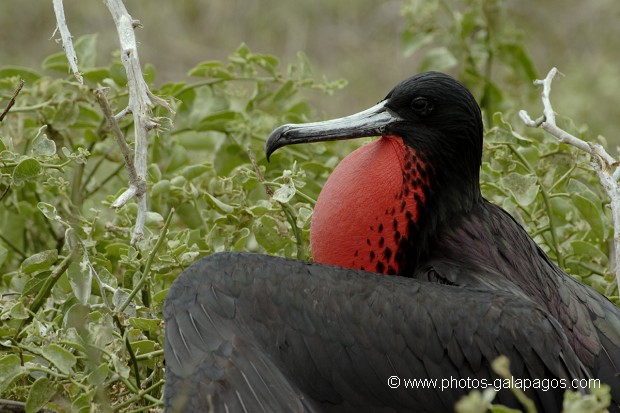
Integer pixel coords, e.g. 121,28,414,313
164,72,620,412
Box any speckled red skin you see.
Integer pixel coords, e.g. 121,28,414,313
311,135,429,275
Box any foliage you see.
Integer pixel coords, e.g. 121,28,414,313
400,0,615,297
0,38,347,411
401,0,538,120
0,1,616,412
401,0,615,410
482,114,615,297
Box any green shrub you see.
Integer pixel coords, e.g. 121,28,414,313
0,1,615,411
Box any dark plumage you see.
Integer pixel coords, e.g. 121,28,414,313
165,253,585,412
164,72,620,412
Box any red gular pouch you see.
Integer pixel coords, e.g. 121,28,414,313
311,135,428,275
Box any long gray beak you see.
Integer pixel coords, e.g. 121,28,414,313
265,100,402,160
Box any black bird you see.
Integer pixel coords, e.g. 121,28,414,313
164,72,620,412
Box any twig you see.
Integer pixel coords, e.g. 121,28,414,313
520,67,620,293
117,208,174,314
16,246,79,338
94,88,142,195
0,398,57,413
101,0,174,244
51,0,82,83
247,148,274,197
113,315,142,389
112,379,165,411
0,79,25,122
95,88,138,184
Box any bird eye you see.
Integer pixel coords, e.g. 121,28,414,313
411,97,433,115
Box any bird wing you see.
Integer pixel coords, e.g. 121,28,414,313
425,200,620,406
164,252,586,413
565,275,620,404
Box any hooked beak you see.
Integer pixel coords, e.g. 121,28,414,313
265,100,403,160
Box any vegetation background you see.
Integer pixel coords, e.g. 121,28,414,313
0,0,618,412
3,0,620,139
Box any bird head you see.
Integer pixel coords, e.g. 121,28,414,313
266,72,483,185
266,72,484,275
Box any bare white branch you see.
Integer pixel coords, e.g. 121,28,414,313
112,187,138,209
521,67,620,293
102,0,173,244
52,0,82,83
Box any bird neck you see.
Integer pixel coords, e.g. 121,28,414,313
310,135,481,276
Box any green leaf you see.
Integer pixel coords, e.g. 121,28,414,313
570,240,608,264
567,179,602,206
418,47,458,72
166,145,190,172
25,376,56,413
498,43,538,82
181,164,210,180
480,80,504,113
489,405,523,413
175,130,222,151
9,302,29,319
20,250,58,274
297,206,313,229
232,43,252,62
188,61,233,79
153,288,169,304
41,35,95,74
146,211,165,228
87,363,109,387
41,52,69,72
82,67,111,83
130,339,157,354
214,143,246,175
454,388,498,413
272,181,296,203
37,202,60,221
22,272,51,297
73,34,98,69
204,192,235,214
0,244,8,268
60,309,84,340
105,243,130,259
113,288,132,313
249,53,279,75
233,227,251,250
270,80,297,107
0,66,41,83
401,30,435,57
253,215,289,253
152,179,171,197
196,110,242,132
32,134,57,157
148,163,163,181
130,340,158,368
143,62,157,83
128,317,161,332
563,385,612,413
42,344,77,375
111,353,130,379
109,61,127,85
67,259,92,306
572,193,606,240
71,389,95,413
499,172,539,207
0,354,23,394
12,158,42,185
